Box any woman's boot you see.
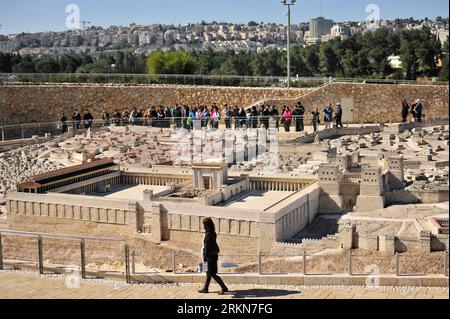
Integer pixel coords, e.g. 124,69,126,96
198,275,212,293
213,275,229,295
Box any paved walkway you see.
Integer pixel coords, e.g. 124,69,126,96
0,271,448,299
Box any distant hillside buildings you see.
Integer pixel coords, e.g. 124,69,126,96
0,17,448,57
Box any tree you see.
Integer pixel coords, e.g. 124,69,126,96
439,37,449,81
116,51,125,73
400,28,440,80
58,54,83,73
400,30,420,80
356,50,373,77
291,46,312,76
12,60,35,73
251,49,284,76
81,53,94,66
35,60,60,73
76,63,113,74
96,53,116,71
320,42,340,76
304,46,320,75
219,52,252,76
362,28,400,78
340,49,359,78
146,51,197,74
192,49,225,75
0,52,13,72
416,27,441,77
129,53,147,74
333,36,366,77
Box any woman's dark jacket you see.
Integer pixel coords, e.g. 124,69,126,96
402,102,410,116
203,231,220,262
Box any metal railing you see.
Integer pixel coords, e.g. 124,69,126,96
0,116,370,142
0,230,448,285
332,77,449,86
1,73,447,87
0,119,107,142
1,114,440,143
0,73,327,88
0,229,127,281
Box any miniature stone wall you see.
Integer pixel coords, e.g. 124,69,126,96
333,225,444,254
379,235,396,254
168,230,259,255
6,192,134,238
5,181,320,253
273,185,320,241
409,188,449,203
385,190,421,205
290,125,383,144
356,233,380,250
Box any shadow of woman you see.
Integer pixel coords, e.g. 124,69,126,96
226,288,301,299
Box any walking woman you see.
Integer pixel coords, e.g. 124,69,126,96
198,218,229,295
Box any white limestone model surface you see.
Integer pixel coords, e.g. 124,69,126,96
57,129,174,165
93,185,171,201
325,125,449,188
0,143,69,197
1,123,448,258
223,190,294,211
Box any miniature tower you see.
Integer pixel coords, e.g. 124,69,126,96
335,152,351,170
386,155,405,190
318,164,344,214
356,165,386,211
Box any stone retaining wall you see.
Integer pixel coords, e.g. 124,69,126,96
0,83,447,126
0,85,309,125
263,83,449,124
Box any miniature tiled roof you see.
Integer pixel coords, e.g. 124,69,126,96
17,181,42,189
29,158,115,183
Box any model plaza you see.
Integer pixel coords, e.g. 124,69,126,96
4,126,318,255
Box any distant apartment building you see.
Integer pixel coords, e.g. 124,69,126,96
307,17,334,44
436,29,449,44
330,24,351,40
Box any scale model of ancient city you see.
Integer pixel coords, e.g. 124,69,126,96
0,82,448,282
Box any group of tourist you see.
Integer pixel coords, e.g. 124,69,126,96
310,103,344,132
401,99,424,123
57,101,350,135
58,109,95,133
